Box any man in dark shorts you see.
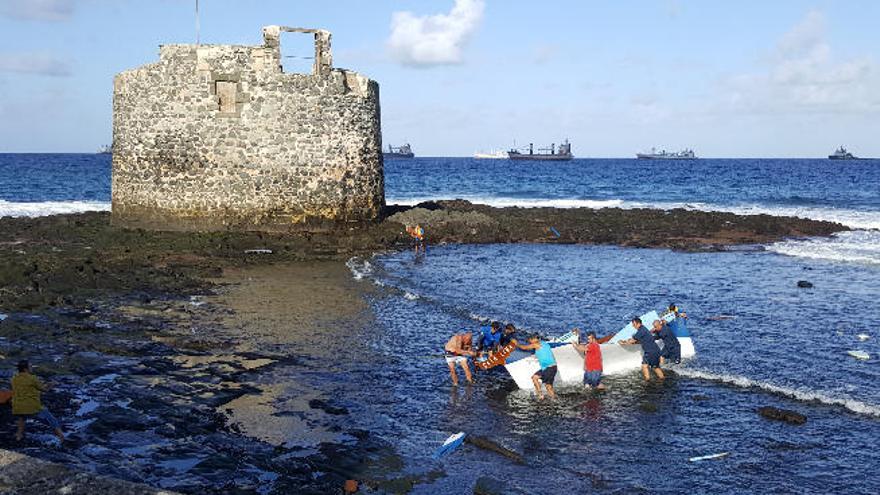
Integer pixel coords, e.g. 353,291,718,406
619,318,665,381
516,334,558,400
652,319,681,365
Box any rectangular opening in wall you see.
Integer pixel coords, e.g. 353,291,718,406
280,32,314,74
216,81,237,113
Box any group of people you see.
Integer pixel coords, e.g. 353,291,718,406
443,304,687,399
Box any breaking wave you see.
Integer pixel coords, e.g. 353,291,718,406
0,200,110,218
677,367,880,418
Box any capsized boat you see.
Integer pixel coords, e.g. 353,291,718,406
500,309,695,390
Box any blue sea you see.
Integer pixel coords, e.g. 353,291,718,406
2,154,880,493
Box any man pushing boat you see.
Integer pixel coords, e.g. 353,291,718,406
618,317,665,381
444,331,476,385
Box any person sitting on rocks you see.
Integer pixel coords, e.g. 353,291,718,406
619,318,665,381
12,360,64,442
444,331,476,385
515,334,558,400
652,319,681,365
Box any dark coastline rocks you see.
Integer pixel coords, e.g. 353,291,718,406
758,406,807,425
0,203,846,312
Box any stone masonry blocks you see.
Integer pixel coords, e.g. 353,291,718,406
111,25,384,231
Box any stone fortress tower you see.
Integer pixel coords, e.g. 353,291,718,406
111,25,384,231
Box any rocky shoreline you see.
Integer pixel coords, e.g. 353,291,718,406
0,203,847,493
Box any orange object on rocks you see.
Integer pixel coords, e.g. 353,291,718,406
343,479,358,494
0,390,12,404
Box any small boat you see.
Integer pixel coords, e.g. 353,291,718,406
97,145,112,155
637,147,698,160
473,149,508,159
383,143,414,159
502,309,695,391
829,146,858,160
508,140,573,161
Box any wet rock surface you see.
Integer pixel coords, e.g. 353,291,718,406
758,406,807,425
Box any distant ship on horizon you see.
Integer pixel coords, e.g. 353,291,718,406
97,144,112,154
473,149,508,159
636,147,697,160
508,140,573,161
384,143,414,159
829,146,858,160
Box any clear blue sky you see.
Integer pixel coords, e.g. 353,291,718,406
1,0,878,157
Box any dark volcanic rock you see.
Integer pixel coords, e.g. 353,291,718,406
473,476,506,495
758,406,807,425
797,280,814,288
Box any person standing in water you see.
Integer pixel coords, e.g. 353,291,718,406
619,318,665,381
652,319,681,365
11,360,64,442
406,224,426,255
516,335,558,400
444,331,476,385
572,329,605,390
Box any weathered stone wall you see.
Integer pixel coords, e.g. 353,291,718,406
112,26,384,231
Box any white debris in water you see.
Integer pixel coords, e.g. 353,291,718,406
847,350,870,361
857,334,870,341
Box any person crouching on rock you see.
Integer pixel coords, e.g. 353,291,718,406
652,319,681,365
444,331,476,385
619,318,665,381
572,329,605,390
516,334,558,400
12,360,64,442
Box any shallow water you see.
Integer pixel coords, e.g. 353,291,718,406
347,243,880,493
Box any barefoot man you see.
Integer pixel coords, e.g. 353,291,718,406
444,331,476,385
516,334,558,400
619,318,665,381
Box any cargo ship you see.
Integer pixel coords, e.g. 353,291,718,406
829,146,858,160
636,147,697,160
507,140,573,161
383,143,414,159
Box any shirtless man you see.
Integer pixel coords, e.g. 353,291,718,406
444,331,476,385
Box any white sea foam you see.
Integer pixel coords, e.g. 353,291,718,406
677,367,880,418
345,257,373,281
403,291,420,301
0,200,110,218
767,230,880,265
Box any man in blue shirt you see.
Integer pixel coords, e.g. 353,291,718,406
516,334,558,400
652,319,681,365
477,321,503,354
619,317,665,381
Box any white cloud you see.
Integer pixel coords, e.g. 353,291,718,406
387,0,485,67
721,10,880,115
0,53,71,77
0,0,75,21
